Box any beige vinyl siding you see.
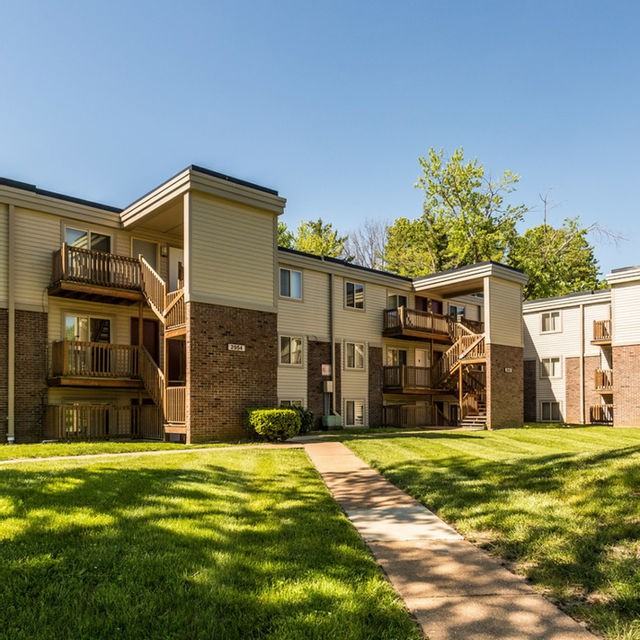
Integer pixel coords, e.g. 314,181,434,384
487,278,523,347
341,340,369,425
189,192,276,311
277,265,330,340
333,275,386,346
0,204,7,305
583,303,612,355
523,307,581,360
611,282,640,346
277,336,307,405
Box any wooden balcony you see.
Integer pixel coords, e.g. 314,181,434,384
165,386,186,433
45,404,162,440
382,403,453,428
49,244,144,304
594,368,613,391
49,341,143,388
165,289,186,338
383,307,452,342
592,319,612,345
383,365,441,393
590,404,614,424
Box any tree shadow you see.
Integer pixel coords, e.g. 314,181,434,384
0,452,421,640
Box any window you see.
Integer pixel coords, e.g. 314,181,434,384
133,239,158,270
386,348,407,366
541,401,561,422
65,227,111,253
64,314,111,342
541,357,561,378
387,294,408,309
345,342,365,369
449,304,465,319
541,311,561,333
345,400,365,426
280,336,303,365
345,281,365,309
280,400,303,408
280,268,302,300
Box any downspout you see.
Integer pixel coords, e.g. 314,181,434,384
579,303,585,424
7,204,15,443
328,271,336,414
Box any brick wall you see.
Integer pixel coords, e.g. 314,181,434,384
486,343,523,429
612,344,640,426
15,310,48,442
368,346,383,426
0,309,7,441
565,357,581,423
523,359,537,422
186,301,278,442
334,344,342,413
584,355,602,423
307,340,331,428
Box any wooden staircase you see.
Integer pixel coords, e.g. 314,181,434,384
139,257,187,435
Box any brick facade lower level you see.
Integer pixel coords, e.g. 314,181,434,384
486,343,523,429
186,301,278,442
368,346,383,426
523,359,536,422
0,308,7,441
307,340,331,428
612,344,640,426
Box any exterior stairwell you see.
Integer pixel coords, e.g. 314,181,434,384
431,320,487,429
139,257,187,434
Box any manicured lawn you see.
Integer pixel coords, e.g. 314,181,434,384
0,449,420,640
346,425,640,640
0,440,236,462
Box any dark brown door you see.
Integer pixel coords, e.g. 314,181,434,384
131,318,160,365
167,340,186,384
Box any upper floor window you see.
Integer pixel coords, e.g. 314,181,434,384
449,304,465,320
345,342,365,369
386,348,407,366
541,311,561,333
280,268,302,300
388,294,408,309
280,336,303,366
65,227,111,253
541,357,561,379
345,281,365,309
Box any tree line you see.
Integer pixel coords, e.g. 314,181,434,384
278,148,617,300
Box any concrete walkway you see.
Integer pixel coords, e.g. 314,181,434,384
304,441,598,640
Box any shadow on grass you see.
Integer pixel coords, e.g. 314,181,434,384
366,443,640,637
0,453,420,640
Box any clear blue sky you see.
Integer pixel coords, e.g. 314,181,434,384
1,0,638,275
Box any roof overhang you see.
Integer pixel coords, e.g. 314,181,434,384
413,262,527,297
606,266,640,286
523,289,611,313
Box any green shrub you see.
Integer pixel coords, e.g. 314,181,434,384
247,408,301,441
292,406,315,433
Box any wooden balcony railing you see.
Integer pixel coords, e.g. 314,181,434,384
140,256,166,317
593,319,612,343
432,334,486,385
45,404,162,440
595,368,613,391
139,346,165,407
383,307,451,337
51,244,142,290
590,404,614,424
383,365,433,391
166,386,186,424
383,404,432,427
166,289,186,332
50,341,140,378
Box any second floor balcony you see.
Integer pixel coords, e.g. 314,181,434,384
383,307,453,342
592,319,612,345
383,365,439,393
49,243,144,304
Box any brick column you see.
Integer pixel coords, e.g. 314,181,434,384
368,346,383,427
0,309,7,441
307,341,331,428
523,359,537,422
186,301,277,442
612,345,640,426
486,343,523,429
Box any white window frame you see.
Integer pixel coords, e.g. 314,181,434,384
63,312,113,343
386,347,408,366
280,399,304,408
387,293,408,309
63,224,113,254
540,400,562,422
279,335,303,367
541,311,562,334
449,304,466,319
279,267,303,301
540,357,562,379
345,341,366,370
345,280,365,310
344,399,365,427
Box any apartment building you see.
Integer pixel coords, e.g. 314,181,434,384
523,266,640,426
0,166,527,443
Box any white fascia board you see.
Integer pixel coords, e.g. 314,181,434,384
523,290,611,313
413,262,528,291
606,267,640,286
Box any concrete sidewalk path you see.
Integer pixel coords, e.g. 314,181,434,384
304,441,598,640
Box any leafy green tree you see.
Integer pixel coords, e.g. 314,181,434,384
293,218,347,258
384,217,442,276
277,221,294,248
509,218,603,300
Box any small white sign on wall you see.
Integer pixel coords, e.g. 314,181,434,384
321,364,332,376
504,367,513,373
228,344,246,352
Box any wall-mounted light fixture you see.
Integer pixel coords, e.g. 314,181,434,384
160,244,168,257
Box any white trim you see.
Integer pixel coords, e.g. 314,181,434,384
540,310,562,334
344,280,366,311
279,266,303,301
540,356,562,379
540,400,562,422
523,290,611,313
344,398,366,427
278,334,304,367
344,341,366,371
414,262,528,290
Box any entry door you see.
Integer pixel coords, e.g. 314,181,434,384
169,247,184,291
415,349,428,368
131,318,160,365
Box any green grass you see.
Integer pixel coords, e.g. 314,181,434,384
0,448,420,640
345,425,640,640
0,440,241,461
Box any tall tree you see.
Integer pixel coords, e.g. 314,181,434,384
509,217,603,300
345,218,388,270
277,221,294,248
293,218,347,258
